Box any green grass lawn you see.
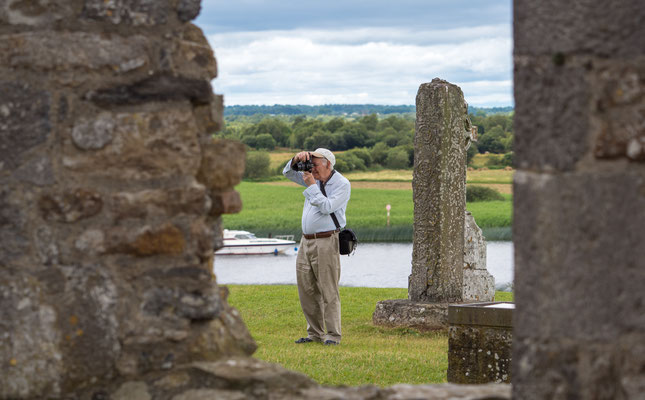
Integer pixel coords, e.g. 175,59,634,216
226,284,514,386
222,181,512,241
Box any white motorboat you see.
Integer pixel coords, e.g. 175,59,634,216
215,230,297,255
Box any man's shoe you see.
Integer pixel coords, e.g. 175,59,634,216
323,340,339,346
295,337,314,344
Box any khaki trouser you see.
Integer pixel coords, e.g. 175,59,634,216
296,232,341,342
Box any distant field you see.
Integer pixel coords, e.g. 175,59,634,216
344,168,513,185
265,180,512,194
267,152,294,170
467,168,513,184
328,168,512,194
470,153,510,169
344,169,412,181
470,153,490,168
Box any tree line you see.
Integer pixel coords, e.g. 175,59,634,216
225,104,415,117
224,104,514,117
215,111,514,178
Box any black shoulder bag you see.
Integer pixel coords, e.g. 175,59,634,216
320,172,358,255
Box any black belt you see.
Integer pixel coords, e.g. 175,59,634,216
303,229,339,239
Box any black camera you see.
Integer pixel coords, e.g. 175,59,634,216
294,159,313,172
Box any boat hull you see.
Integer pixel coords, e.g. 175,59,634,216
216,229,296,255
215,242,296,255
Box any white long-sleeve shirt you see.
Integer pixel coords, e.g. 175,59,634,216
283,159,351,235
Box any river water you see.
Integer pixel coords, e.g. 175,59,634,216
213,242,514,290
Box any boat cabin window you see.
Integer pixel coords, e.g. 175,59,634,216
234,233,257,239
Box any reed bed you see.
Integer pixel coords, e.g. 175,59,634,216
222,181,512,241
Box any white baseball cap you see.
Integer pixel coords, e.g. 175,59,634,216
310,148,335,168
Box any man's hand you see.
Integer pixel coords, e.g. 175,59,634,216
295,151,310,162
303,171,316,186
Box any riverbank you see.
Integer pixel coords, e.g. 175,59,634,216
225,284,514,386
222,178,513,242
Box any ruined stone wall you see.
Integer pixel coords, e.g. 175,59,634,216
0,2,255,398
0,2,511,394
513,0,645,398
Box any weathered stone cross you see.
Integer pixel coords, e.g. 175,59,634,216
373,78,494,330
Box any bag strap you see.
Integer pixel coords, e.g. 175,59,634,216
319,171,341,230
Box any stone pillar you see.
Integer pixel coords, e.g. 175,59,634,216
409,78,467,303
373,79,495,330
513,0,645,398
0,2,256,398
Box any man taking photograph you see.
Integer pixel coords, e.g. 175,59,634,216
282,148,351,346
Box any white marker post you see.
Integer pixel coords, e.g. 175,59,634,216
386,204,391,227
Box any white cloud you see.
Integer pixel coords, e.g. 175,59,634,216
210,25,510,46
207,27,512,106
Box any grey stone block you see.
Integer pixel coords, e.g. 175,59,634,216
464,211,494,302
463,269,495,302
38,189,103,223
142,286,221,321
86,74,212,106
464,212,486,271
513,170,645,341
373,299,450,330
72,114,116,151
448,303,513,384
513,61,590,171
0,276,64,398
449,303,514,328
590,60,645,162
0,82,51,172
82,0,170,25
0,0,75,27
177,0,202,22
0,32,151,80
449,326,512,384
514,335,645,399
13,155,55,186
0,186,30,262
61,107,202,182
512,338,581,400
514,0,645,58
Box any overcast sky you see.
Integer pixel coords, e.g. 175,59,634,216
195,0,513,107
